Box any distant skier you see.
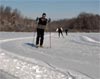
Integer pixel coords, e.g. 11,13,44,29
65,28,68,35
36,13,51,47
56,27,64,37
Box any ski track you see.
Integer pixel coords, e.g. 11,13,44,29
81,36,100,44
0,33,97,79
0,35,68,79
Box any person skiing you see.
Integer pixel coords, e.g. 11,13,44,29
65,28,68,35
35,13,50,47
56,26,64,37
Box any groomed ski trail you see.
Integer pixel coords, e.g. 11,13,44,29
0,33,95,79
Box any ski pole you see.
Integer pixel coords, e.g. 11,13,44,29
32,24,36,46
48,18,51,48
50,27,51,48
33,30,35,45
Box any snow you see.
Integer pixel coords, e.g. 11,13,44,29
0,70,18,79
0,32,100,79
0,51,67,79
82,35,100,43
0,49,91,79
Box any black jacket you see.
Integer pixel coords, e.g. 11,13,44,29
38,17,47,25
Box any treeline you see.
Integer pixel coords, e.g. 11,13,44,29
0,6,35,32
50,13,100,32
0,6,100,32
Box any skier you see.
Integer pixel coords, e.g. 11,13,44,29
65,28,68,35
56,26,64,37
35,13,50,47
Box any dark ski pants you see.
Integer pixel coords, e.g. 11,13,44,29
36,28,44,46
58,31,63,37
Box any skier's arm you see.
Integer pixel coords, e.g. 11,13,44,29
45,18,51,32
56,28,58,32
45,18,50,31
61,27,63,31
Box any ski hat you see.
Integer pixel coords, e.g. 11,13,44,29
42,13,46,15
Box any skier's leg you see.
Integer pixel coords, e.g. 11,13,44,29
58,32,60,37
40,36,44,46
62,32,64,37
61,31,64,37
36,36,39,45
66,31,67,35
66,31,68,35
40,29,44,46
36,28,40,45
66,32,68,35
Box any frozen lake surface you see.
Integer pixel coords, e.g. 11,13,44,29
0,32,100,79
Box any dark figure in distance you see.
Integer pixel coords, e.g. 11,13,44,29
56,27,64,37
65,29,68,35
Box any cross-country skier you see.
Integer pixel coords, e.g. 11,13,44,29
65,28,68,35
56,26,64,37
36,13,50,47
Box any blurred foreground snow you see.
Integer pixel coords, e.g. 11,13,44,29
0,52,67,79
0,50,91,79
0,32,98,79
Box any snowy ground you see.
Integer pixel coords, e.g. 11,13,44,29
0,32,100,79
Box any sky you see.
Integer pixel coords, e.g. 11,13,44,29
0,0,100,20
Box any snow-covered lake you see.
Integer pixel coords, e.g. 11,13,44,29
0,32,100,79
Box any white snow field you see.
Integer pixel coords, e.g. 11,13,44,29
0,32,100,79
